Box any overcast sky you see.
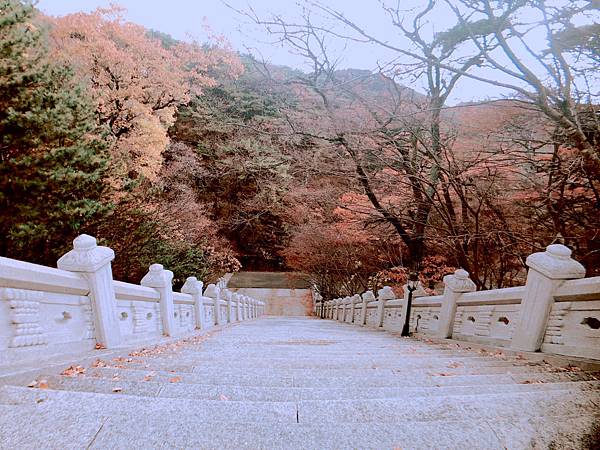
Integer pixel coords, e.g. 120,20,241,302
37,0,588,104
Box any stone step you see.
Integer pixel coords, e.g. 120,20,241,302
66,365,600,389
0,385,297,423
126,355,546,370
293,371,600,388
105,360,581,379
85,366,296,387
1,386,598,450
36,375,600,402
297,389,600,423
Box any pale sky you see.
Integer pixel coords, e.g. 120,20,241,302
37,0,594,104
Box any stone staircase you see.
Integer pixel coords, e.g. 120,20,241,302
1,317,599,449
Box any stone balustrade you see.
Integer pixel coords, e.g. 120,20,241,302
320,244,600,361
0,234,265,366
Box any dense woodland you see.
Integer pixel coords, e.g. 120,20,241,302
1,0,598,298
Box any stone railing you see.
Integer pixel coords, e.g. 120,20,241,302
320,244,600,361
0,234,265,366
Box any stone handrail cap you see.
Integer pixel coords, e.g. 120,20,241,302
362,291,376,302
141,264,174,288
454,269,470,279
181,276,204,295
443,269,476,293
378,286,396,300
203,283,219,298
57,234,115,272
526,244,585,280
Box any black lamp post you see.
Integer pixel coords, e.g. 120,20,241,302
401,271,419,337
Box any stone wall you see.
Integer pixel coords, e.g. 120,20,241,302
320,244,600,361
227,288,313,316
0,234,265,366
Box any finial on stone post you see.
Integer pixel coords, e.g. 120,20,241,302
437,269,476,338
376,286,396,327
182,276,205,330
58,234,121,348
512,244,585,352
141,264,175,336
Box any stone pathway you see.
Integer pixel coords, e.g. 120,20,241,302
1,317,599,449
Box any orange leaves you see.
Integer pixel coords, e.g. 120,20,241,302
91,359,108,368
28,379,49,389
61,366,86,377
48,6,242,182
95,343,106,350
169,376,182,383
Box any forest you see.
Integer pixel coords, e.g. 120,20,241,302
1,0,598,299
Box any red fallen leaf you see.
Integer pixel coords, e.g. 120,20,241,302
37,380,49,389
169,376,182,383
95,343,106,350
91,359,108,368
142,375,154,382
61,365,86,377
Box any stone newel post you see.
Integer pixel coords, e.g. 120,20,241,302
437,269,476,338
360,291,375,326
141,264,175,337
234,293,242,321
341,297,349,322
224,290,233,323
241,296,248,320
511,244,585,352
376,286,396,328
182,277,205,330
58,234,122,348
349,294,360,323
204,284,221,325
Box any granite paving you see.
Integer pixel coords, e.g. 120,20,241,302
1,316,599,449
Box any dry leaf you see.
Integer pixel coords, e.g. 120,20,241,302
37,380,49,389
61,365,86,377
169,376,182,383
27,381,37,388
142,375,154,382
91,359,108,368
112,387,123,392
95,343,106,350
219,394,230,401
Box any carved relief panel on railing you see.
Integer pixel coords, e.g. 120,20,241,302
0,288,48,348
409,307,441,335
542,299,600,359
454,304,520,345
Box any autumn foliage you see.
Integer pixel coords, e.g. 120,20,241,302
1,1,598,297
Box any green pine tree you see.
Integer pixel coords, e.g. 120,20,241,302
0,0,110,264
